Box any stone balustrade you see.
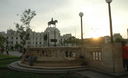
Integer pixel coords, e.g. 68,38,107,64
21,47,84,67
21,43,124,72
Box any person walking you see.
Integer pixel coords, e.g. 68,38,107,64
122,42,128,71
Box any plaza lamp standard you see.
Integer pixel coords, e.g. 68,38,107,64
106,0,113,43
79,12,84,57
79,12,84,45
106,0,115,72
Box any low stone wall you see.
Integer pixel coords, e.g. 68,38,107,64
84,43,124,72
21,44,124,72
21,47,83,67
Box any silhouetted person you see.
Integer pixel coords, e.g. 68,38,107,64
6,49,9,55
6,46,9,55
122,42,128,71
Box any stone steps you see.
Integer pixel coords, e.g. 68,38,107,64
8,61,87,74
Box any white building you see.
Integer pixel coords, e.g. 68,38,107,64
0,26,74,50
5,29,44,50
0,18,76,49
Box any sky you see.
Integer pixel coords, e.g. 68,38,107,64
0,0,128,38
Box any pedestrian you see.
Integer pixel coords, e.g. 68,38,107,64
122,41,128,71
6,46,9,55
6,48,9,55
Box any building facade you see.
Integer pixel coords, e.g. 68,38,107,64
0,26,73,50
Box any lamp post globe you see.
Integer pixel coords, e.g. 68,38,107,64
106,0,112,3
106,0,113,43
79,12,84,17
79,12,84,45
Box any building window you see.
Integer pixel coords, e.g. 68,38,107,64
40,42,41,44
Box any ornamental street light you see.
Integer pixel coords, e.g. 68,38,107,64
106,0,113,43
106,0,115,73
79,12,84,45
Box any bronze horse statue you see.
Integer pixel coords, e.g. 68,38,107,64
48,18,58,26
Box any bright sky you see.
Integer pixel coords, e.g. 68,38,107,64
0,0,128,38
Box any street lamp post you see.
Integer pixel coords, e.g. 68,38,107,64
79,12,84,56
127,28,128,39
79,12,84,45
106,0,115,73
106,0,113,43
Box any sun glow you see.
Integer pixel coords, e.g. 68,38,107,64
88,34,102,39
70,0,110,39
85,26,109,38
92,37,100,41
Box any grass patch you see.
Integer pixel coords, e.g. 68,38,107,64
0,70,68,78
0,55,20,68
0,58,19,68
0,55,79,78
0,70,79,78
0,54,19,59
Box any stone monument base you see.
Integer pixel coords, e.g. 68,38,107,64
8,61,86,73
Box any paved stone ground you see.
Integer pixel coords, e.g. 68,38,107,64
6,51,128,78
8,61,87,74
8,61,128,78
76,70,128,78
77,70,114,78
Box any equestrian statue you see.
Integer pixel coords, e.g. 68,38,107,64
48,18,58,27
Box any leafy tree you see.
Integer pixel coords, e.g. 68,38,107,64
14,43,22,51
64,36,81,46
0,35,6,48
115,37,123,43
15,9,36,53
0,35,6,54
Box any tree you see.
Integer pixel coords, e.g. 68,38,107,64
15,9,36,53
115,37,123,43
0,35,6,48
64,36,81,46
0,35,6,54
14,43,22,51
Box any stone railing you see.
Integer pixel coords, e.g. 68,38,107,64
21,47,84,67
86,47,102,61
84,43,123,72
21,43,124,72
